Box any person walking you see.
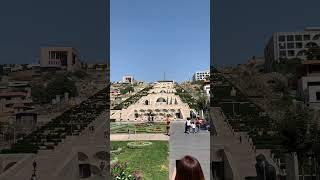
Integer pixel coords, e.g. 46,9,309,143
191,122,196,134
186,118,191,134
184,119,188,133
166,115,171,136
195,118,201,132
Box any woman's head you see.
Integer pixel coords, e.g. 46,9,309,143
175,155,205,180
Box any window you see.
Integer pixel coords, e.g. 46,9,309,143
279,51,286,57
296,42,303,48
317,92,320,101
308,82,320,86
287,35,294,41
287,43,295,49
295,35,302,41
288,50,295,56
278,36,285,42
279,43,286,49
304,34,311,40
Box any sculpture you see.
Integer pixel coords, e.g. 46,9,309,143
255,154,276,180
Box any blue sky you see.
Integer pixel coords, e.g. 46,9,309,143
2,0,319,80
213,0,320,67
110,0,210,82
0,0,107,64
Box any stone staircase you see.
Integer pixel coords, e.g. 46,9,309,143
211,107,258,179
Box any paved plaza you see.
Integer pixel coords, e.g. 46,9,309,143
169,121,210,180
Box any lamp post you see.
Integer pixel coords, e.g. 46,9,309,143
30,160,37,180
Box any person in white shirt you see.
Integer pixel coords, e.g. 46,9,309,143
191,122,196,133
185,118,191,134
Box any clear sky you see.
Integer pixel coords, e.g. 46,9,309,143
0,0,107,64
213,0,320,67
2,0,319,79
110,0,210,82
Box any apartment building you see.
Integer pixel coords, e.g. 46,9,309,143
264,27,320,72
40,47,82,72
297,48,320,110
0,92,33,114
193,70,210,82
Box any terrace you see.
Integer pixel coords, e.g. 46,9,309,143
0,87,108,154
212,69,282,150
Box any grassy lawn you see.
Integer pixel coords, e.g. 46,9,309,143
111,141,169,180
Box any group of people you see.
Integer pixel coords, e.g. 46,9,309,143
166,116,205,135
184,117,202,134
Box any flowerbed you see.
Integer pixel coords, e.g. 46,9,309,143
127,141,152,149
111,161,135,180
111,146,123,155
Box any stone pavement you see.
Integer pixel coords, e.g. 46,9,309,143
110,133,169,141
169,121,210,180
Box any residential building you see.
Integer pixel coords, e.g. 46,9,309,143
40,47,82,72
204,84,210,97
264,27,320,72
297,52,320,109
0,92,33,114
193,70,210,82
122,75,134,84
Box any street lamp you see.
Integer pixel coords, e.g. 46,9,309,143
30,160,37,180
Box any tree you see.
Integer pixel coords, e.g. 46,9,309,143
120,86,134,95
31,84,49,103
46,75,78,101
195,95,208,119
272,78,289,97
73,70,88,79
279,110,315,178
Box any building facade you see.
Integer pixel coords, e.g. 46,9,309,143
193,70,210,82
122,75,134,84
40,47,82,72
297,59,320,110
264,27,320,72
111,81,194,121
0,92,33,114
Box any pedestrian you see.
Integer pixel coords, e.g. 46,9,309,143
191,122,196,134
196,118,201,132
239,135,242,143
186,118,191,134
184,119,188,133
166,115,171,136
